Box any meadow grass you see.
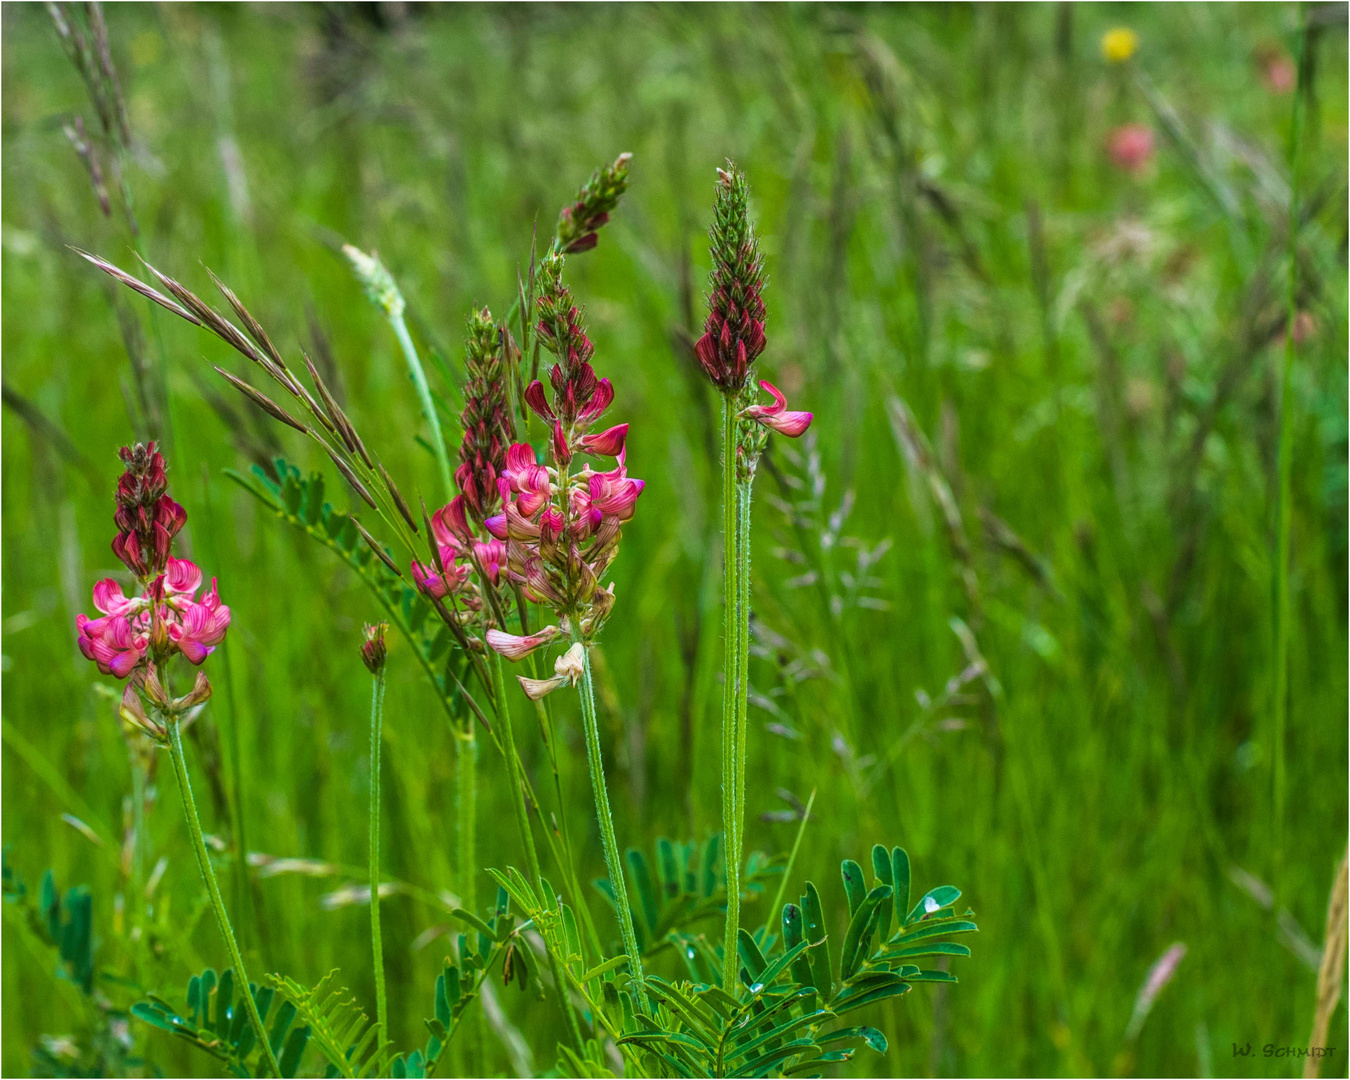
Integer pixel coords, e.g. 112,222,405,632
2,4,1347,1076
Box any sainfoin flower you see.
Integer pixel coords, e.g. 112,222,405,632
742,381,812,438
695,163,812,478
76,445,230,737
483,250,644,693
411,501,473,601
454,306,513,525
695,166,767,394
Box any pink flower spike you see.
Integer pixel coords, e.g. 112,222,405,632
578,423,628,457
743,380,813,438
486,624,562,661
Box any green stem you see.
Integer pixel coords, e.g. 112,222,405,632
131,757,146,906
491,653,585,1048
166,715,280,1078
454,715,480,1073
573,633,645,994
720,396,746,995
1273,5,1307,894
368,670,389,1040
389,310,455,499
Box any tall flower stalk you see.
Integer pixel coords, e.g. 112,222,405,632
76,443,280,1077
485,249,647,991
694,164,813,993
419,306,586,1046
360,623,390,1040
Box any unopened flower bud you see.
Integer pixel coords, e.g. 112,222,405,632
119,683,164,741
173,671,214,711
361,622,389,675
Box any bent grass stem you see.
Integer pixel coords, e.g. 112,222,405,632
166,714,280,1078
388,310,455,499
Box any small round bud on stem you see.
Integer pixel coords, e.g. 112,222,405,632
361,622,389,675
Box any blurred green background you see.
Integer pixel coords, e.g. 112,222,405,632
3,3,1347,1076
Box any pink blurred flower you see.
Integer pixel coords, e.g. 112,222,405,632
1257,47,1297,94
743,381,813,438
1107,124,1155,175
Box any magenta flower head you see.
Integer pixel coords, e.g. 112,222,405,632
695,164,767,394
454,306,513,525
486,251,643,693
695,163,811,468
77,444,228,739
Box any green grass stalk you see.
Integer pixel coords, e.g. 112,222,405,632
1273,5,1308,890
389,311,455,499
165,714,280,1078
367,666,389,1040
453,715,480,1072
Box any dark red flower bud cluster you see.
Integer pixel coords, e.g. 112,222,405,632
112,442,186,581
694,165,767,394
527,252,617,465
555,152,632,255
454,306,513,524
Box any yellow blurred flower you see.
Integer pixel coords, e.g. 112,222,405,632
1101,27,1139,64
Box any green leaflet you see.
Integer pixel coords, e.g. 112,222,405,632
264,969,392,1079
132,966,310,1077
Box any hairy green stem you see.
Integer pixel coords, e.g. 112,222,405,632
573,633,645,994
720,396,743,994
491,653,584,1048
453,714,480,1073
166,715,280,1078
389,311,455,499
368,670,389,1040
1273,6,1307,892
